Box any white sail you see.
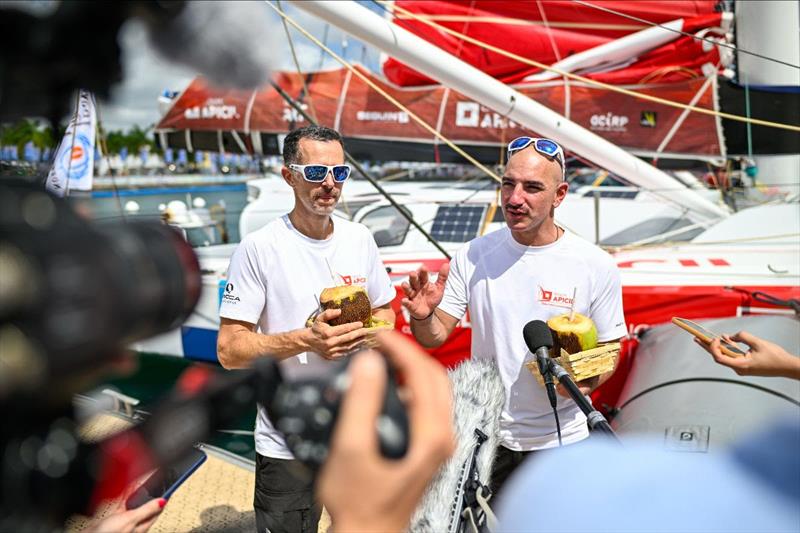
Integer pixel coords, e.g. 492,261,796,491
45,90,97,197
524,19,686,82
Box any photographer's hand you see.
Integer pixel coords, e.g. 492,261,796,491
307,309,370,360
318,331,455,533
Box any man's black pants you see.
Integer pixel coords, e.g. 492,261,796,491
490,446,538,501
254,453,321,533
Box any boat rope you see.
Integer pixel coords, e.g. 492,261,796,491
725,287,800,315
93,96,127,220
265,0,503,184
392,13,648,32
573,0,800,70
61,91,81,198
275,0,319,123
534,0,572,118
380,1,800,133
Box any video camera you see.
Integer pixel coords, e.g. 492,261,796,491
0,183,408,530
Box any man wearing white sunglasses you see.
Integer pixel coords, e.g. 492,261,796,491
402,135,625,498
217,125,396,533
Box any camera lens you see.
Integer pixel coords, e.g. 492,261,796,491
0,184,201,397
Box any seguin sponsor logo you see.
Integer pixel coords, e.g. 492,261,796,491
538,286,574,308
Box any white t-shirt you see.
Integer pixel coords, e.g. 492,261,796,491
219,214,395,459
439,227,626,450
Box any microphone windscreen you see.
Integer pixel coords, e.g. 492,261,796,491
523,320,553,352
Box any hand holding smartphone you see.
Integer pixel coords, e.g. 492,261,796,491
671,317,748,357
125,447,207,510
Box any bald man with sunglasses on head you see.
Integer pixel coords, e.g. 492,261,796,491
402,136,626,498
217,125,395,533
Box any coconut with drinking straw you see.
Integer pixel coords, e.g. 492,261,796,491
527,287,620,385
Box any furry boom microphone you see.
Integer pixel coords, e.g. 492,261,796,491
410,358,504,532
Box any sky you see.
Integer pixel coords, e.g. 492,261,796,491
101,1,386,132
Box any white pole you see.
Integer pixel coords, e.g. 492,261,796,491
289,0,729,220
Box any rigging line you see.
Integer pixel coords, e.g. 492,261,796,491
270,78,452,260
393,13,646,31
534,0,571,119
275,0,319,123
265,0,502,184
573,0,800,70
62,90,80,198
93,97,126,220
316,23,330,72
380,1,800,133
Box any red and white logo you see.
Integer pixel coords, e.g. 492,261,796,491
338,274,367,286
538,286,574,308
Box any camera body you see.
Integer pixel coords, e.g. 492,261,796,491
268,356,409,469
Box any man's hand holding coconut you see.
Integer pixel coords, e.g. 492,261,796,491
306,307,370,360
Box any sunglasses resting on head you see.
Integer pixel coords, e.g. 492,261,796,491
289,163,352,183
507,137,565,179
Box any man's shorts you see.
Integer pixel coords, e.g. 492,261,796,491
254,453,322,533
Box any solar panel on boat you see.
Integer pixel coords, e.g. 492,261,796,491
430,204,486,242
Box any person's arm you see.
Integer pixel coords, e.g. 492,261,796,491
371,302,396,326
409,308,460,348
695,331,800,380
217,309,369,369
318,331,455,533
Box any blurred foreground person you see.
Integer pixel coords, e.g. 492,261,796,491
318,332,455,532
497,418,800,532
694,331,800,379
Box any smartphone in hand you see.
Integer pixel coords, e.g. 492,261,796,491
125,447,207,510
671,317,748,357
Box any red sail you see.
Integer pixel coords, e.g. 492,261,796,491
383,1,725,86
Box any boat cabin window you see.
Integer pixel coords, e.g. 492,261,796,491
430,204,486,243
182,224,225,247
600,217,703,246
360,205,411,247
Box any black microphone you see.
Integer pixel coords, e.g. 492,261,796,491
523,320,559,409
523,320,553,378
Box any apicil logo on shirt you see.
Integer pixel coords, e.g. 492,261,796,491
538,286,574,308
338,274,367,285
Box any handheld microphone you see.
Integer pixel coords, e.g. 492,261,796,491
523,320,553,378
523,320,559,409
